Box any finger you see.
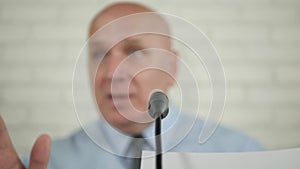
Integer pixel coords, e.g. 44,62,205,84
0,115,25,169
29,134,51,169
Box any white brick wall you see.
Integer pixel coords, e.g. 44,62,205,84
0,0,299,156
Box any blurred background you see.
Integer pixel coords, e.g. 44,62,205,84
0,0,299,156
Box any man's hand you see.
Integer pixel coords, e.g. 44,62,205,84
0,115,51,169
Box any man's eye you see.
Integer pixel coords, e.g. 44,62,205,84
92,51,106,61
96,52,105,59
129,49,150,58
130,50,142,57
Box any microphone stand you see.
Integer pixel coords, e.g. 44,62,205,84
155,115,162,169
148,91,169,169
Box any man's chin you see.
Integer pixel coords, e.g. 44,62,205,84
105,112,134,126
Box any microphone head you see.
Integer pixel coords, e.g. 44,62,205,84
148,91,169,119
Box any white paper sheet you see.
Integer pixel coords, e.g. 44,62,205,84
141,148,300,169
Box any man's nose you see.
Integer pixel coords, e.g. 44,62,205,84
105,51,128,80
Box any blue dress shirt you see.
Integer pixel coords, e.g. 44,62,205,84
23,106,263,169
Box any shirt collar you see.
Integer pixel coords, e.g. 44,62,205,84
84,105,179,157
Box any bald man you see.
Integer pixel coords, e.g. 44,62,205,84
0,2,262,169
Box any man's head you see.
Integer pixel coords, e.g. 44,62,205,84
88,2,178,135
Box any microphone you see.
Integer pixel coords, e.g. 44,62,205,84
148,91,169,119
148,91,168,169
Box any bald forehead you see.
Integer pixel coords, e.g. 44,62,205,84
89,2,169,37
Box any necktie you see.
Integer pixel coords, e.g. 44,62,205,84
126,135,146,169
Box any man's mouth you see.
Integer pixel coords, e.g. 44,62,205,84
107,93,135,105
